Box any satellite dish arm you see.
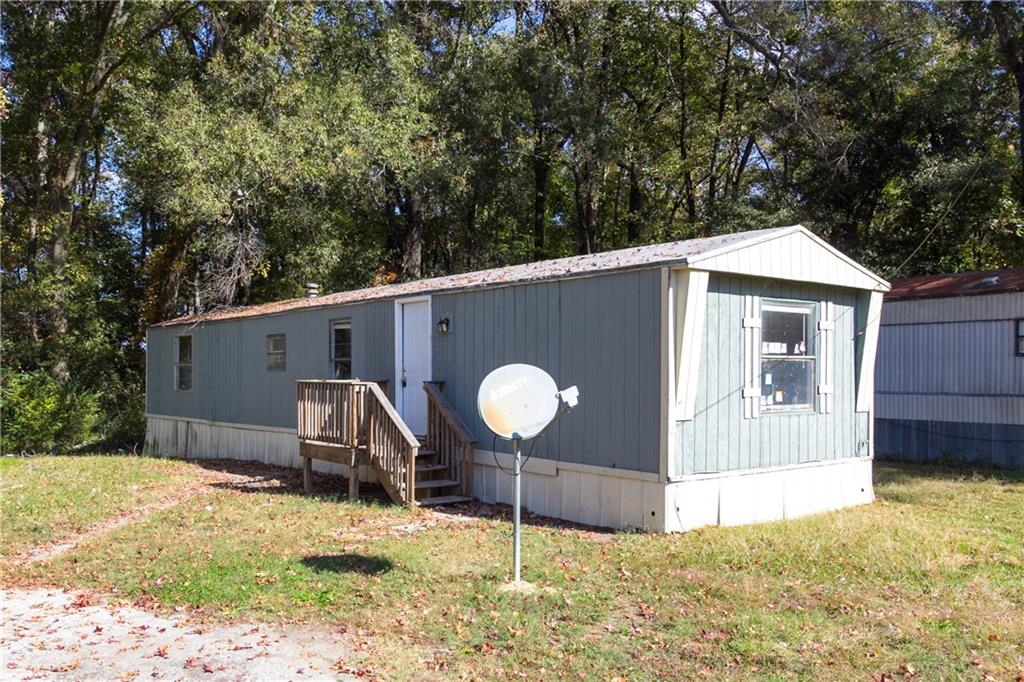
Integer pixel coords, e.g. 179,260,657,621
520,386,579,443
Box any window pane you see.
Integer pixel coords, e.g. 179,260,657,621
333,326,351,360
176,364,192,391
761,358,813,408
1019,337,1024,356
1018,319,1024,335
267,353,285,371
334,360,351,380
762,309,810,356
177,336,192,363
267,334,285,353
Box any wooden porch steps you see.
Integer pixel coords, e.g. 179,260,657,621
416,494,473,507
298,380,476,508
415,478,460,490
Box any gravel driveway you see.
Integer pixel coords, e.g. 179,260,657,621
1,588,362,681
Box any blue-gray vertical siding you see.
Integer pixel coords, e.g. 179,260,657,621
431,270,664,474
146,300,394,429
673,274,865,476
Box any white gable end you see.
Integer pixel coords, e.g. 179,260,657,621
685,226,889,292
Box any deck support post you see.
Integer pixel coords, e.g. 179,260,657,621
303,455,313,495
348,453,360,501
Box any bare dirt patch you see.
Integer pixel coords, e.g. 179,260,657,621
0,587,362,681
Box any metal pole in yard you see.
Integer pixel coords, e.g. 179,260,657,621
512,435,522,585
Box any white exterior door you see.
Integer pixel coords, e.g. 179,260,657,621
397,299,431,434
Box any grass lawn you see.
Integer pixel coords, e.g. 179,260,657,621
2,456,1022,680
0,454,197,558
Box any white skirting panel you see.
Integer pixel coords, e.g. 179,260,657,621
144,415,361,477
663,457,874,532
472,456,666,532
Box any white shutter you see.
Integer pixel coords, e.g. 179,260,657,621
742,295,761,419
817,300,834,414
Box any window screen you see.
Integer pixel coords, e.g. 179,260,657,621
1017,319,1024,357
332,321,351,379
175,335,192,391
760,303,815,410
267,334,286,371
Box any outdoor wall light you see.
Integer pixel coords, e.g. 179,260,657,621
437,317,450,334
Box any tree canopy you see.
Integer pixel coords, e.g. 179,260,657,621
2,1,1023,449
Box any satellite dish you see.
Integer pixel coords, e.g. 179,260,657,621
477,364,560,440
477,363,580,591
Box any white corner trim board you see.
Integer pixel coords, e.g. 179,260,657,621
663,457,874,532
856,291,884,413
672,268,709,421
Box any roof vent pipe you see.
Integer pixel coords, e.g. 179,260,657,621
305,283,320,299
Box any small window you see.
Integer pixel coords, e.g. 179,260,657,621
760,302,815,411
267,334,286,371
1016,319,1024,357
175,335,192,391
332,321,351,379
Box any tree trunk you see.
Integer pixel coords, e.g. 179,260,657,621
707,33,733,216
990,2,1024,206
626,161,642,244
678,12,697,222
400,188,424,279
532,130,551,260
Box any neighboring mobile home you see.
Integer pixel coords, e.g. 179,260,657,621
875,267,1024,469
145,225,890,532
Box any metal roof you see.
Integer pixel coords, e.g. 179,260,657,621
155,225,865,327
886,267,1024,302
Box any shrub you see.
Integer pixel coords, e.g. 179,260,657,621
103,392,147,450
0,370,101,453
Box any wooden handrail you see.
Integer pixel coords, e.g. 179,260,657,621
423,382,478,498
363,381,419,506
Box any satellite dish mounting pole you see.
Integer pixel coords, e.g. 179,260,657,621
512,434,522,585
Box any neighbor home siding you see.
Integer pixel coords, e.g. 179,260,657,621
146,300,394,429
674,274,864,476
875,294,1024,424
431,269,663,474
874,292,1024,468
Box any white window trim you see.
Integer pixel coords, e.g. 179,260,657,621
266,334,286,371
174,334,192,392
331,319,352,379
759,300,817,413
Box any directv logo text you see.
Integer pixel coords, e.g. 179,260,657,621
490,376,528,402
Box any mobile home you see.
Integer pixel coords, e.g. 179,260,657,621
875,267,1024,468
145,225,890,532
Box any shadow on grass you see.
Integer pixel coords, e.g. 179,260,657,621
184,458,391,502
300,553,393,575
875,461,1024,488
